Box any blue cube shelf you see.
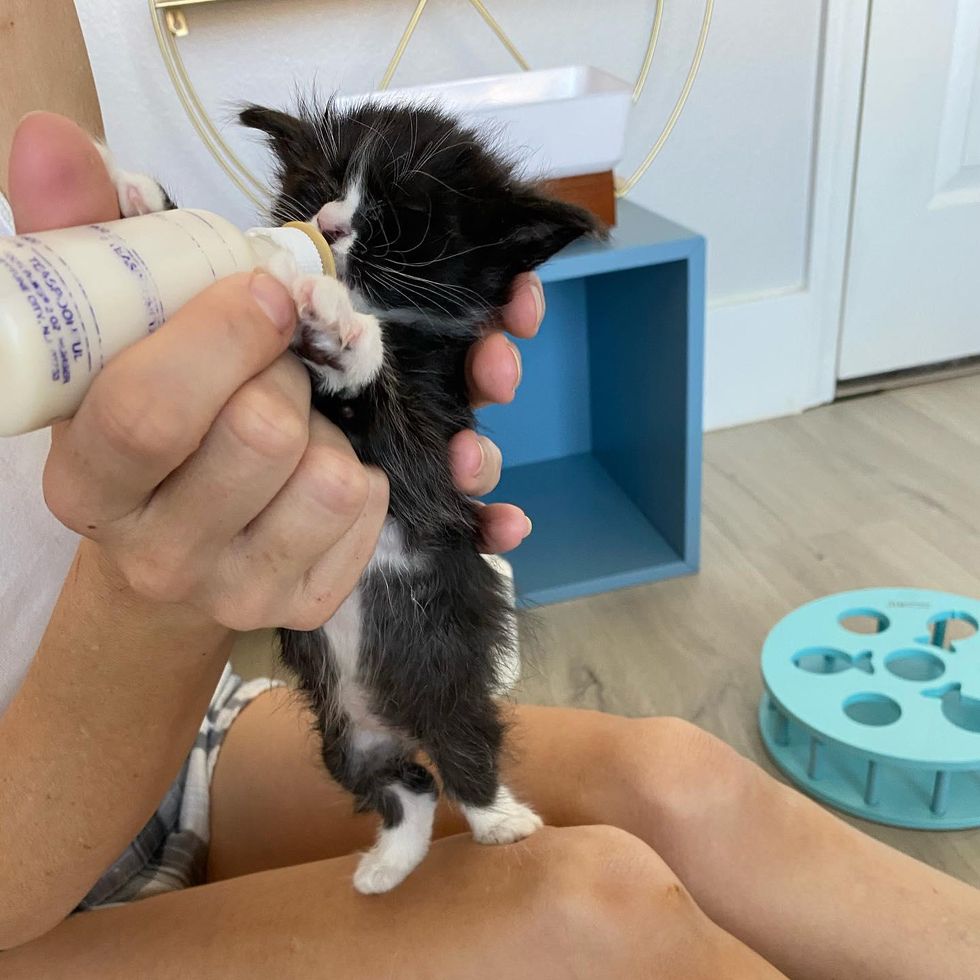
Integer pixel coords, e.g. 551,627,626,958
480,202,705,606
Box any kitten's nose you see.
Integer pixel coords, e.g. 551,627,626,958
316,203,353,245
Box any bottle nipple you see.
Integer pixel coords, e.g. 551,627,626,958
245,222,337,279
282,221,337,278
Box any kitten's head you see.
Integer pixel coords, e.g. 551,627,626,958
240,100,602,325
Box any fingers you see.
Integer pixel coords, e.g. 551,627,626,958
220,412,389,629
476,503,532,555
465,273,543,407
457,274,545,551
137,354,312,557
290,464,389,629
230,411,369,575
500,273,545,339
44,274,296,530
448,431,531,553
466,331,522,408
448,430,502,497
8,112,119,232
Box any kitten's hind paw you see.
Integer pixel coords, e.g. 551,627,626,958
353,849,421,895
464,788,544,845
352,784,436,894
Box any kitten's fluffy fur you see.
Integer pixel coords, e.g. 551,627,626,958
120,100,599,892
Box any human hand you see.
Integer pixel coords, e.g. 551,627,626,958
10,115,388,630
451,273,543,550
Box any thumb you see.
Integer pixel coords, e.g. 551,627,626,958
8,112,120,233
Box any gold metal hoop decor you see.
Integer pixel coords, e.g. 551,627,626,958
149,0,712,206
618,0,713,196
149,0,271,208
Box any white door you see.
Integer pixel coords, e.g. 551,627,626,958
838,0,980,380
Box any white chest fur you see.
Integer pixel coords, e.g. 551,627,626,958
320,517,412,727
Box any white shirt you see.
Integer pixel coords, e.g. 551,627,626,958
0,430,78,713
0,190,79,712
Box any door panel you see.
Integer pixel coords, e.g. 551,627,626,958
838,0,980,380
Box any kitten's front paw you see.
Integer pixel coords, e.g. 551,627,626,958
291,275,383,395
95,142,172,217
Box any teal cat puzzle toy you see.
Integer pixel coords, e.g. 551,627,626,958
759,588,980,829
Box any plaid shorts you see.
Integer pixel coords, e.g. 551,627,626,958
77,667,281,909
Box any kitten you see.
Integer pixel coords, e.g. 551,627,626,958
111,99,600,893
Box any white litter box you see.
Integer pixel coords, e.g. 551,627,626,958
355,65,632,181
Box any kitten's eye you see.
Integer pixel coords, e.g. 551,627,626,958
403,198,430,215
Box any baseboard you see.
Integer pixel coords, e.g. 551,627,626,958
704,288,834,430
836,355,980,399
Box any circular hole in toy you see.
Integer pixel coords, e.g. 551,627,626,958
794,648,854,674
927,611,978,651
884,650,946,682
843,693,902,727
838,608,890,635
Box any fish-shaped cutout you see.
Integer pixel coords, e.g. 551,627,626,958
793,648,874,676
921,683,980,734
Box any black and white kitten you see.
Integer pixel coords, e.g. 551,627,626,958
110,100,599,893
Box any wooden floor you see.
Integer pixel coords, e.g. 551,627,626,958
232,372,980,887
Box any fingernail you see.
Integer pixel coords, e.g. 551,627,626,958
530,278,546,326
250,273,295,333
474,435,489,476
523,516,533,538
508,341,522,393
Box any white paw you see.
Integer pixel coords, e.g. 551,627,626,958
471,803,543,845
352,785,434,894
114,169,169,217
95,142,170,217
353,850,418,895
464,787,544,845
291,275,383,395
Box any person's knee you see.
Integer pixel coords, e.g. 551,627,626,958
523,825,709,969
625,717,754,814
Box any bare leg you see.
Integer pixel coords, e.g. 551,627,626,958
2,826,779,979
505,708,980,980
210,691,980,980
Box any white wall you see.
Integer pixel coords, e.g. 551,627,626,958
75,0,859,429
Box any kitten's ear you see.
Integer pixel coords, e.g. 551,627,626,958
504,188,605,272
239,104,312,165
